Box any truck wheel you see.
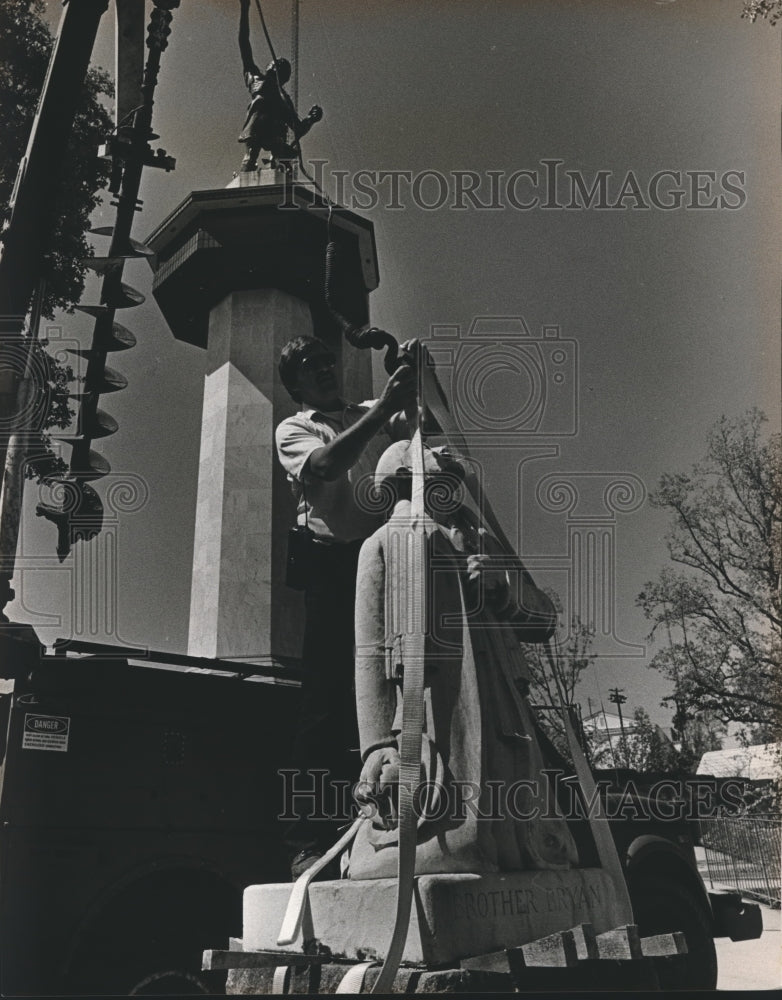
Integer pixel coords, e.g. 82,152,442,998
66,940,225,996
129,969,211,995
62,870,238,996
630,875,718,990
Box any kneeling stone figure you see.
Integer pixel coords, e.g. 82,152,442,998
348,440,579,879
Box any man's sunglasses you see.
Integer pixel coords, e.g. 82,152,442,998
299,351,337,371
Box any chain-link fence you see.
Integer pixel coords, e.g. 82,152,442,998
700,815,781,906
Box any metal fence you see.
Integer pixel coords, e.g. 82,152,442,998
700,815,781,906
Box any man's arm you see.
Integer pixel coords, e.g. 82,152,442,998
238,0,260,77
306,362,416,482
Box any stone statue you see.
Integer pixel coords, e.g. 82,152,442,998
238,0,322,172
349,440,579,879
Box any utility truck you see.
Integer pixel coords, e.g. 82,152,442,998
0,627,761,995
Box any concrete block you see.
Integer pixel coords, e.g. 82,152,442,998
243,868,625,967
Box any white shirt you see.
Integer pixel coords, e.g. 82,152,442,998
275,400,397,542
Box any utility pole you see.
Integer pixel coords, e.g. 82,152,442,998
599,699,618,770
608,687,627,736
608,687,628,767
662,597,690,757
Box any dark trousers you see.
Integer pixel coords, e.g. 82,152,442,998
286,539,362,853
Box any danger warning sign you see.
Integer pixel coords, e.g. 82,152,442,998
22,713,70,752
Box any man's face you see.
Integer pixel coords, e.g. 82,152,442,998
294,347,341,409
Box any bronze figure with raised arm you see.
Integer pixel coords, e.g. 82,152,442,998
237,0,322,172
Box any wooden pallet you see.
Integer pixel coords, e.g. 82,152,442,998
204,921,686,993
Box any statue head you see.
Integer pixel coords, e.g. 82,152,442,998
267,58,292,84
374,440,468,518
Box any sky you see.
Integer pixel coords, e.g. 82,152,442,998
16,0,781,730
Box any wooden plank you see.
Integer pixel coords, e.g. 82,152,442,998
202,949,333,971
569,922,599,961
640,931,688,957
595,924,643,961
515,929,579,968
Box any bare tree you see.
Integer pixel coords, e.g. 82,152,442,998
526,614,596,758
742,1,782,24
638,410,781,742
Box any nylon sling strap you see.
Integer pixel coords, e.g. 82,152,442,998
420,359,634,925
271,965,291,993
544,641,634,922
370,425,428,994
336,961,379,993
277,815,366,947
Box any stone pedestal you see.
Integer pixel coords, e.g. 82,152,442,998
146,184,378,666
187,288,309,661
242,869,625,967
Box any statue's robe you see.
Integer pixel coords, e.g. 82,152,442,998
349,500,579,879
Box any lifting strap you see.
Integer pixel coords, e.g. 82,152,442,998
272,965,292,993
370,425,428,994
420,360,633,925
276,815,366,947
336,960,379,993
544,641,634,922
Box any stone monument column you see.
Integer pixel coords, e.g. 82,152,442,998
146,181,379,667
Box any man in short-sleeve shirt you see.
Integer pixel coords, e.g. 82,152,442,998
276,401,402,541
275,336,415,876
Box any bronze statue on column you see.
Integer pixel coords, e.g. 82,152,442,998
237,0,322,172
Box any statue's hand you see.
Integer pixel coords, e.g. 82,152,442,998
358,746,400,793
293,106,323,140
467,554,510,611
355,746,400,829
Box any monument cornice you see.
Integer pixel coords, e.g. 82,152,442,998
144,182,378,350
